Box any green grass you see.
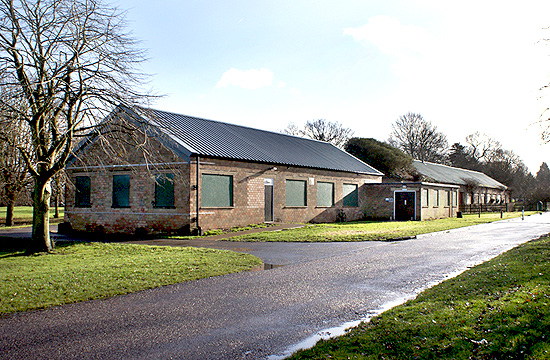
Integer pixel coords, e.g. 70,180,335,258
168,223,276,239
0,206,64,226
289,235,550,359
230,212,537,242
0,242,262,314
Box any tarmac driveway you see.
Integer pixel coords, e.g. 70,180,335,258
1,214,550,360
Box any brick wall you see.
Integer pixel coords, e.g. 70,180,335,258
65,131,193,235
66,149,383,234
420,185,459,220
194,157,382,230
362,182,460,221
66,166,192,234
362,184,398,220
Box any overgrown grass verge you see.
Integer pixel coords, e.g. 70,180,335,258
289,235,550,359
231,212,537,242
0,242,262,314
0,206,64,227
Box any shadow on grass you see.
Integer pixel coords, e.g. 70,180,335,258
0,239,77,258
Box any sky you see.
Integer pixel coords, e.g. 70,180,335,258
115,0,550,173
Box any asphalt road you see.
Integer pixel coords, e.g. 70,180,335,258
2,214,550,360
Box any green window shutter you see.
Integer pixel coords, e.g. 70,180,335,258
75,176,91,208
112,174,130,208
155,173,175,208
286,180,307,206
317,181,334,207
201,174,233,207
343,183,358,207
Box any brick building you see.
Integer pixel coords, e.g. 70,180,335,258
360,160,509,221
362,182,461,221
412,161,510,209
64,106,383,235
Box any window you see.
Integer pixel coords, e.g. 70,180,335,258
317,181,334,207
202,174,233,207
75,176,91,208
112,174,130,208
434,190,440,207
445,190,450,206
155,173,175,208
343,183,358,207
285,179,307,206
422,188,429,207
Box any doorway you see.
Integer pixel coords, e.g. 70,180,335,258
394,191,416,221
264,178,274,222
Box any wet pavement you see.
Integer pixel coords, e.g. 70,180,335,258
1,214,550,359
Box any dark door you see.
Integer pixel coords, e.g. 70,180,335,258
395,191,415,221
264,183,274,222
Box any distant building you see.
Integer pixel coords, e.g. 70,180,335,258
412,160,509,207
361,160,509,221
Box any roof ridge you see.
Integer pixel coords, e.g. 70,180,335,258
138,106,339,146
413,160,506,189
413,159,488,177
131,106,383,175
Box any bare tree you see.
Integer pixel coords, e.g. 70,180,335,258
388,112,448,163
282,119,354,148
464,132,503,163
281,122,302,136
0,111,32,226
0,0,153,253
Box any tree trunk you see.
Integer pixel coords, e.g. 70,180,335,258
5,194,15,227
27,179,53,254
54,177,59,219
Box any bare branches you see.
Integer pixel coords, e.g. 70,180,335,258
0,0,154,175
0,0,155,252
464,132,503,163
388,112,448,163
282,119,354,148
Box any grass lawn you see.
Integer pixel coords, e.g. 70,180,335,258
230,212,537,242
0,242,262,314
289,235,550,359
0,206,64,227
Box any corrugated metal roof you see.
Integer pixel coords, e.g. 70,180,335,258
413,160,507,189
132,107,383,176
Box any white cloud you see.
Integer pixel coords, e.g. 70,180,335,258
343,15,440,80
343,15,436,58
289,87,302,97
216,68,274,89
